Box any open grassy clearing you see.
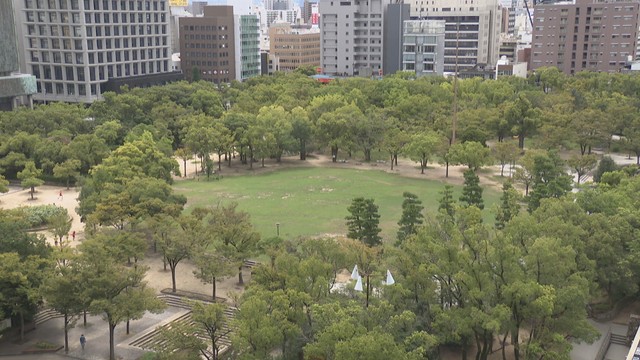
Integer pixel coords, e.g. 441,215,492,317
175,167,500,242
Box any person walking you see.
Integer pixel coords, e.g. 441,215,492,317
80,334,86,350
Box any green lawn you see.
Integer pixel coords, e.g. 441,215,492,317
174,167,500,242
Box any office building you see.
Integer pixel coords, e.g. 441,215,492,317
235,14,261,80
14,0,179,103
401,20,446,76
383,4,411,75
180,6,235,83
269,22,320,72
531,0,640,74
407,0,502,73
320,0,392,76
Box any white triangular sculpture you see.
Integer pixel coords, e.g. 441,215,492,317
385,270,395,285
354,275,363,292
351,265,359,280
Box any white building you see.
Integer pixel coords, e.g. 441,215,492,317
402,20,446,76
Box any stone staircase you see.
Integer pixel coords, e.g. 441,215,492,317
609,332,628,346
33,308,63,326
129,293,237,356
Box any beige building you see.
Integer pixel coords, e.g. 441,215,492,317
269,22,320,72
406,0,502,73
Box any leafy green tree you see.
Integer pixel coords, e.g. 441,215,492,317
459,169,484,209
174,147,193,178
0,252,51,341
397,192,424,244
256,105,294,162
593,156,618,183
156,215,204,292
48,211,72,246
527,151,573,211
504,93,541,149
449,141,492,172
404,131,442,174
314,103,353,162
79,235,166,360
567,154,598,185
0,174,9,194
492,141,519,177
53,159,81,189
192,247,235,300
17,161,44,200
209,203,260,285
382,126,409,170
349,108,387,162
63,134,110,174
438,185,456,219
290,106,312,160
346,197,382,247
513,149,545,196
494,181,520,230
623,116,640,165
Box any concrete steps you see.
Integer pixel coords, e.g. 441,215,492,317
33,308,63,326
609,333,628,346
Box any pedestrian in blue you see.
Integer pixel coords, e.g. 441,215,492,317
80,334,86,350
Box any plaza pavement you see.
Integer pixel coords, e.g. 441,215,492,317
0,305,186,360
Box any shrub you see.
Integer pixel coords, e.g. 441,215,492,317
593,156,619,183
10,205,68,228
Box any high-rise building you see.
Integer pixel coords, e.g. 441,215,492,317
401,20,446,76
180,6,235,84
269,22,320,72
531,0,640,74
14,0,179,103
189,1,207,15
235,14,261,80
319,0,392,76
383,4,411,75
406,0,502,73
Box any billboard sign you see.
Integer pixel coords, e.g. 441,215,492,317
169,0,187,6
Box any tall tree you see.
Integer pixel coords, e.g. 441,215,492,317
345,197,382,247
527,151,573,211
404,131,442,174
460,169,484,209
492,141,519,177
174,147,192,178
53,159,81,189
494,181,520,230
290,106,312,160
397,192,424,244
17,161,44,200
209,203,260,285
449,141,492,172
438,185,456,220
567,154,598,185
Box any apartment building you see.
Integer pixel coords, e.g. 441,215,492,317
406,0,502,73
320,0,387,76
180,6,236,83
531,0,640,74
269,22,321,72
14,0,179,103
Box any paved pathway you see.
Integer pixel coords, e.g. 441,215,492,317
0,306,184,360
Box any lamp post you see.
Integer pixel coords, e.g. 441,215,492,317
351,265,395,308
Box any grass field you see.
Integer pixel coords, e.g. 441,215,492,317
174,167,500,242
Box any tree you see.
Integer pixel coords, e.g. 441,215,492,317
209,203,260,285
157,215,204,293
174,147,193,178
0,174,9,194
79,235,166,360
53,159,81,189
494,181,520,230
192,248,235,300
438,185,456,219
41,256,84,353
593,156,618,183
290,106,312,160
345,197,382,247
492,141,519,177
504,94,540,149
404,131,442,174
382,126,409,170
459,169,484,209
17,161,44,200
567,154,598,185
449,141,492,172
48,210,72,246
349,108,387,162
513,149,545,196
397,192,424,245
527,151,573,211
